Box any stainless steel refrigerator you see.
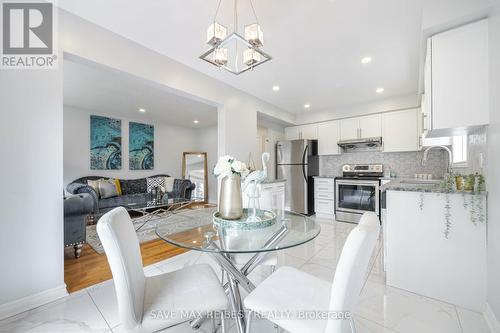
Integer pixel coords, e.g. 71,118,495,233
276,140,319,215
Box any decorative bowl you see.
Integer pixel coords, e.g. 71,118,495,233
213,208,276,230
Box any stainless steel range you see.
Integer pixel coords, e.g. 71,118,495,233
335,164,383,223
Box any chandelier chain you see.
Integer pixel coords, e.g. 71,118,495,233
213,0,222,23
249,0,259,25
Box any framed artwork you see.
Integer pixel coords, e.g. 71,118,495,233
129,122,154,170
90,115,122,170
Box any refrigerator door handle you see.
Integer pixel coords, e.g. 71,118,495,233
302,145,308,183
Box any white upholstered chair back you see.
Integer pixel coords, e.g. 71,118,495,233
325,212,380,333
97,207,146,329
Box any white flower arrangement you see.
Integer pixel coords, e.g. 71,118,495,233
214,155,250,179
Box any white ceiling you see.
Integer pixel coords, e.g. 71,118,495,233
63,59,218,128
58,0,424,114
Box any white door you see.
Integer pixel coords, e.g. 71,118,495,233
318,121,341,155
340,118,360,140
431,19,489,130
300,125,318,140
382,109,419,152
285,126,301,140
359,114,382,138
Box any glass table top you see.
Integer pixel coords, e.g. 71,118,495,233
125,198,191,211
155,207,321,253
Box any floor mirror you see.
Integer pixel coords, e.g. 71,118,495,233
182,152,208,203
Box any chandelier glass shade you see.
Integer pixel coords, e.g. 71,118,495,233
200,0,271,75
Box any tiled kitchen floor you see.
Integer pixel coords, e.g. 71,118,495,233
0,218,491,333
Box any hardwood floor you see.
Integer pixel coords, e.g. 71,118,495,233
64,240,188,293
64,203,213,293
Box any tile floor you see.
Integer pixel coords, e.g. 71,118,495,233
0,218,491,333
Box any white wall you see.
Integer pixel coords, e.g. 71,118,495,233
487,1,500,324
295,93,419,125
0,63,65,311
63,106,200,186
59,9,294,165
422,0,492,35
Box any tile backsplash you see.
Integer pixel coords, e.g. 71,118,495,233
319,150,448,179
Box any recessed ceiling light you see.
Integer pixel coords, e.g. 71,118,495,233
376,88,385,93
193,120,199,124
304,104,311,109
138,108,146,113
361,56,372,64
272,85,280,91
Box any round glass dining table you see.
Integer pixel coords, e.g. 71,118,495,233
155,207,321,333
155,207,321,253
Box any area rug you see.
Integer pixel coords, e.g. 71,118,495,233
86,207,217,254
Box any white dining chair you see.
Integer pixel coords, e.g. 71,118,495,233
97,207,228,333
244,212,381,333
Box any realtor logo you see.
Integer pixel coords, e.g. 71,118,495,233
1,1,57,69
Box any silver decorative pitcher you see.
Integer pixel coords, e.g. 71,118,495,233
219,174,243,220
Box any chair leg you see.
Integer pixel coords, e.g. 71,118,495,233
274,323,281,333
211,312,217,333
271,265,276,274
246,310,253,333
349,316,357,333
220,311,226,333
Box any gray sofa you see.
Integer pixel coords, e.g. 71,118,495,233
64,193,94,258
66,174,195,215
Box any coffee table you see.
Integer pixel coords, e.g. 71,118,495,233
125,198,193,232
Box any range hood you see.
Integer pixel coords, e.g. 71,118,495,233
337,137,383,152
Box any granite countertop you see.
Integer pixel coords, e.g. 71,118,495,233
313,175,337,179
381,178,487,195
261,179,287,184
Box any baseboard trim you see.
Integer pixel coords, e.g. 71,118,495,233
0,285,68,321
485,303,500,333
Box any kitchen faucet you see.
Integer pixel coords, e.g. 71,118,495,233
422,145,454,174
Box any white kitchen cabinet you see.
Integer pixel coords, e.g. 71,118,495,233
314,178,335,219
243,181,285,216
285,126,302,140
422,38,432,132
386,190,487,311
285,124,318,140
300,124,318,140
340,114,381,140
427,19,489,133
339,118,360,140
382,109,419,152
317,121,341,155
358,114,382,138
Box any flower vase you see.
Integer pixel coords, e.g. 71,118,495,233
219,174,243,220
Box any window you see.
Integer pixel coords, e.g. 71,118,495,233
452,135,468,166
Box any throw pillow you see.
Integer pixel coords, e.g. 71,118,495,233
147,176,166,193
98,179,119,199
120,178,147,195
164,177,175,192
87,179,103,197
114,178,122,195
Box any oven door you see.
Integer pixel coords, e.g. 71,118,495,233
335,179,380,215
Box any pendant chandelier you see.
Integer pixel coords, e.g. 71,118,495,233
200,0,272,75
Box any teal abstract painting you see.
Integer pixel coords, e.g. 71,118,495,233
90,115,122,170
129,122,154,170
